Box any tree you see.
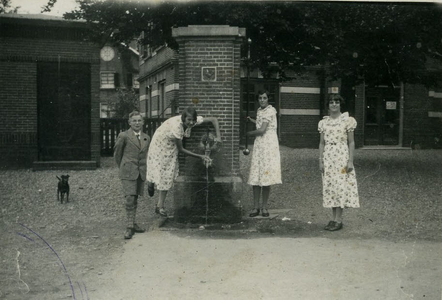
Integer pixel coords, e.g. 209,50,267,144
47,1,442,86
0,0,20,14
113,88,139,118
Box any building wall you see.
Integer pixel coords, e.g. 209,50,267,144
278,69,323,148
403,83,442,148
139,47,178,118
0,62,38,167
0,16,100,168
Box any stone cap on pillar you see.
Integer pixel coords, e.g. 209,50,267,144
172,25,246,38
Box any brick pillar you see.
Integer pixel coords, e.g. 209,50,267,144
172,25,245,223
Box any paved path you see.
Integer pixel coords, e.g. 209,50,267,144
89,230,442,300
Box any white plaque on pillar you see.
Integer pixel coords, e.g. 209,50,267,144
386,101,397,110
202,67,216,81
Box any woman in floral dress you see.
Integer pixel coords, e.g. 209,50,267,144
246,90,282,218
318,94,360,231
146,107,221,217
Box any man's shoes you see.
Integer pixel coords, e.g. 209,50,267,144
329,222,343,231
148,183,155,197
261,209,270,217
324,221,336,231
124,228,135,239
133,223,145,233
249,209,260,218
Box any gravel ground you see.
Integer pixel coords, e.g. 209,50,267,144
1,146,442,299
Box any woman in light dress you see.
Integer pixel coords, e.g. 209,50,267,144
146,107,221,217
246,90,282,218
318,94,360,231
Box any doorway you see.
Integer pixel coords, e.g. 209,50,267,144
37,62,91,161
364,86,400,145
240,79,279,143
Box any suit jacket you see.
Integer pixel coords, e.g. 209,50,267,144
114,128,150,181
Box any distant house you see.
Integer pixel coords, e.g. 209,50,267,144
138,44,179,118
0,14,101,169
99,42,139,118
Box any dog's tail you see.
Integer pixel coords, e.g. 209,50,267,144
56,176,61,181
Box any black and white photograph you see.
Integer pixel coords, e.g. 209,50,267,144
1,0,442,299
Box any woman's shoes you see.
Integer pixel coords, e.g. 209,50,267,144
249,209,270,217
328,222,343,231
324,221,336,230
249,209,260,218
155,206,168,218
261,209,270,217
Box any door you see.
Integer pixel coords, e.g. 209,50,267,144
364,87,400,145
37,62,91,160
240,80,279,143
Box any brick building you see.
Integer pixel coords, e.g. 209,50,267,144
99,42,139,118
138,45,179,118
138,30,442,150
0,14,101,169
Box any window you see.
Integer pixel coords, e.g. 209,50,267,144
100,103,115,118
145,86,152,117
133,76,139,89
101,72,115,89
141,43,152,59
126,73,139,89
127,73,133,88
242,83,256,112
158,81,165,118
263,84,277,107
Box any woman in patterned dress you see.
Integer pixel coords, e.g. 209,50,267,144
246,90,282,218
146,107,221,217
318,94,360,231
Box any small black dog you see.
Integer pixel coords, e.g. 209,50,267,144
57,175,70,204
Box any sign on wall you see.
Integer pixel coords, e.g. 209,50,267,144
201,67,216,81
386,101,397,110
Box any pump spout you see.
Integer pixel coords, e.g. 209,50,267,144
204,149,212,168
200,129,218,168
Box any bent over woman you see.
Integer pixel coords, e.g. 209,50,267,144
146,106,221,217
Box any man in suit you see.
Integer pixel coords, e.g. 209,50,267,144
114,111,150,239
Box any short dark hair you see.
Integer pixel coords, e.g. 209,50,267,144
129,110,142,119
257,90,269,97
181,106,198,123
326,94,345,106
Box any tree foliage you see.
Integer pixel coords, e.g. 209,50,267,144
0,0,20,14
114,88,139,118
51,0,442,86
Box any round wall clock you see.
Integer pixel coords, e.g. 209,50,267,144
100,46,115,61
